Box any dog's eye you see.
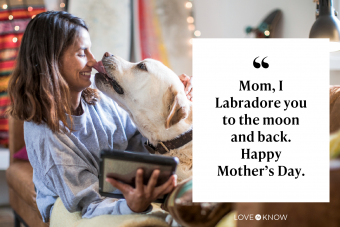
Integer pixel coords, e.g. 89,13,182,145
137,62,147,71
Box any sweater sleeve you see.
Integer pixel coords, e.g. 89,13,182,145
33,125,152,219
46,164,152,218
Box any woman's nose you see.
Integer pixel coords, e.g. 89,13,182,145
87,53,97,67
104,52,114,58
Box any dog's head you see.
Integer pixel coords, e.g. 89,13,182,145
94,53,191,140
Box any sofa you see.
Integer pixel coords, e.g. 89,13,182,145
5,86,340,227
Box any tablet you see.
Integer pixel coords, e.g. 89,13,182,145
99,149,178,203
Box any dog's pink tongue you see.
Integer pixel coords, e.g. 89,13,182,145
93,61,107,74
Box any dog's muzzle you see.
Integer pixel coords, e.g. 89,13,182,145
95,73,124,95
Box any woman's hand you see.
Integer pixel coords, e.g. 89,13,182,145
179,74,193,101
106,169,177,213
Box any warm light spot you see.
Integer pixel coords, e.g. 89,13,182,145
60,3,65,8
194,30,201,37
13,37,18,43
14,26,19,31
188,24,195,31
2,4,8,9
8,15,13,20
187,16,194,23
264,30,270,36
185,2,192,8
32,15,36,19
189,38,193,45
28,6,33,11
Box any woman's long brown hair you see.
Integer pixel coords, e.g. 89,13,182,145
8,11,98,133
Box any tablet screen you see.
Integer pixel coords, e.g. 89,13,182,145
102,158,173,198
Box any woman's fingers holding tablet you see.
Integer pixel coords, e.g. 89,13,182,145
146,169,160,194
105,177,132,194
106,171,176,213
135,169,144,193
127,169,157,212
154,174,177,197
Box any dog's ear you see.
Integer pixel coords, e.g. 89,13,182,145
165,93,189,129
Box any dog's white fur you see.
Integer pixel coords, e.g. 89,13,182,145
95,56,192,182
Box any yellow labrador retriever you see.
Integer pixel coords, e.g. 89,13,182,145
94,53,192,182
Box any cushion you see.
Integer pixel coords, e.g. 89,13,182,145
13,146,28,160
50,197,169,227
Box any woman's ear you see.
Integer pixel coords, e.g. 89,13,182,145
165,93,189,129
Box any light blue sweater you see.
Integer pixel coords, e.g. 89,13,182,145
24,92,150,222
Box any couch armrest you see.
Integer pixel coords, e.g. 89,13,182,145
9,116,26,164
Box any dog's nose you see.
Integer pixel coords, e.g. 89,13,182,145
104,52,114,57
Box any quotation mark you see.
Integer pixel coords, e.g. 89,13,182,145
253,56,269,69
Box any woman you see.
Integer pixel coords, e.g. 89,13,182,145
8,11,192,223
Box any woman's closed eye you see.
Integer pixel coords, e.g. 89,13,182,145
137,62,147,71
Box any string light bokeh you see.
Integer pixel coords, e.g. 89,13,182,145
186,0,200,45
60,0,67,11
8,1,67,43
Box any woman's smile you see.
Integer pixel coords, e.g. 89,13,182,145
80,71,92,79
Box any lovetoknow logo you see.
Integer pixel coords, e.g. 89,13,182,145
253,56,269,69
234,213,288,221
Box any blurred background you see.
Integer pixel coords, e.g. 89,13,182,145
0,0,338,226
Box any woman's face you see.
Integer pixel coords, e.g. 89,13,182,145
60,27,96,92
